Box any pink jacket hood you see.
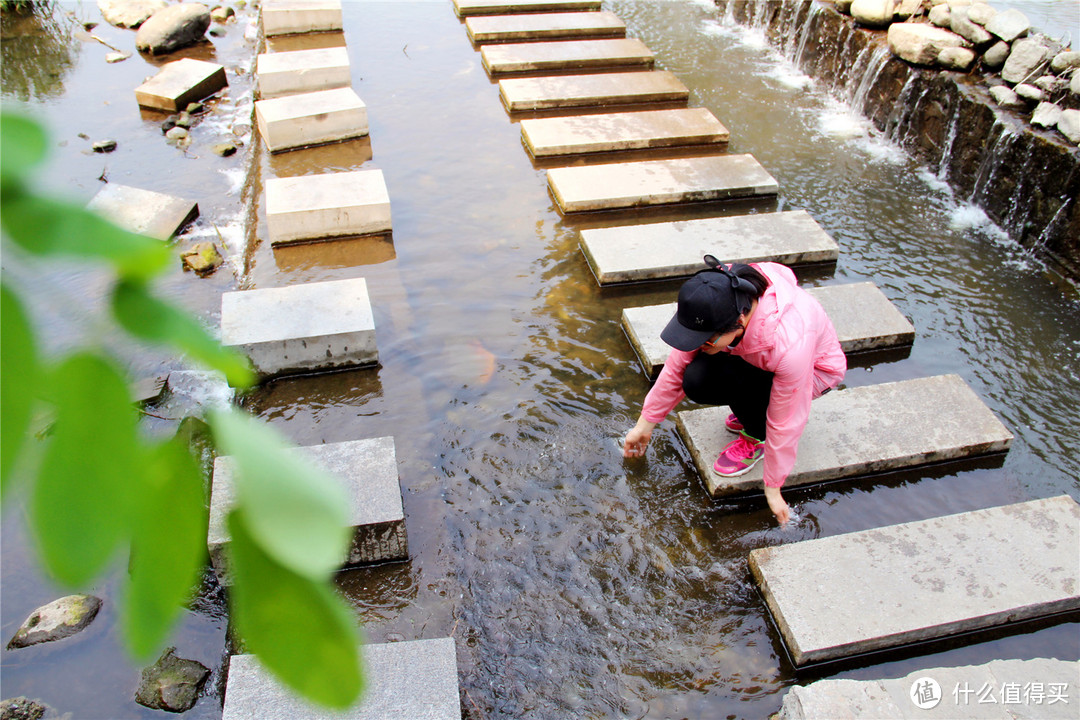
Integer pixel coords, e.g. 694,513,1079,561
641,262,846,488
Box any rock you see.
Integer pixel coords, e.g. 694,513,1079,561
1059,109,1080,143
982,40,1009,69
888,23,969,66
985,7,1029,43
98,0,168,28
989,84,1023,108
966,2,995,25
1073,71,1080,96
1051,51,1080,75
937,46,976,71
0,697,48,720
209,26,225,36
105,51,131,63
950,6,993,46
928,3,950,27
893,0,920,20
175,111,194,128
6,595,102,649
92,139,117,152
1034,74,1066,95
834,0,853,14
1015,83,1044,102
181,242,223,275
161,117,177,133
851,0,895,27
211,142,237,156
134,647,209,713
210,5,234,21
165,126,189,140
186,101,205,113
1031,102,1062,128
1001,37,1050,84
135,3,211,55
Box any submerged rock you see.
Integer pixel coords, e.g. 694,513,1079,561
136,3,211,55
180,241,223,275
0,697,48,720
134,647,209,713
98,0,168,28
6,595,102,649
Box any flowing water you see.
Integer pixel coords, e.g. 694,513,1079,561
2,1,1079,718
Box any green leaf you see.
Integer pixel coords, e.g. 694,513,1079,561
1,282,40,499
0,112,48,189
32,353,141,586
210,409,350,580
227,509,363,709
1,195,170,281
112,281,254,388
123,435,208,659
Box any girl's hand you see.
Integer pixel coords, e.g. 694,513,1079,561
764,485,791,525
622,418,656,457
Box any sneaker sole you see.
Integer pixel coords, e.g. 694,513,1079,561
712,457,762,478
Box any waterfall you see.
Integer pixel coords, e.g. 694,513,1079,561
847,44,892,117
791,1,823,70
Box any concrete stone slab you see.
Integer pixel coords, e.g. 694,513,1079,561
223,638,460,719
261,0,342,37
500,70,689,112
548,155,779,213
134,58,227,112
255,46,350,99
623,282,914,380
521,107,728,157
675,374,1013,497
86,183,198,241
254,86,367,153
263,29,346,54
465,11,625,44
265,170,391,245
454,0,601,17
750,496,1079,667
481,38,653,76
777,658,1079,719
580,211,838,285
208,437,407,580
220,276,377,379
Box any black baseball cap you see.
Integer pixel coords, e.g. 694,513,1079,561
660,270,746,351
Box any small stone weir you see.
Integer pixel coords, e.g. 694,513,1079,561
715,0,1080,280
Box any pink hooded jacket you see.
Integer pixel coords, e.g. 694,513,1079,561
641,262,846,488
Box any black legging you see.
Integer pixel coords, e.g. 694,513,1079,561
682,351,773,441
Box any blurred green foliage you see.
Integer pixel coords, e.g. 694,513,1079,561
0,111,363,709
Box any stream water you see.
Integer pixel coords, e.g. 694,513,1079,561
2,1,1079,718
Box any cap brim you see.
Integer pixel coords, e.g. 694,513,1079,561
660,313,715,352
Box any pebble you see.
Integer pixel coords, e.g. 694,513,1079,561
165,126,189,140
212,142,237,156
1015,83,1043,103
92,139,117,153
105,51,130,63
175,111,194,129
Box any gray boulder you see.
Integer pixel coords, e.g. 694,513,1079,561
888,23,969,67
6,595,102,649
938,46,976,71
851,0,895,28
1059,109,1080,143
1051,51,1080,75
135,3,210,55
135,647,210,713
1034,74,1066,95
1015,83,1044,102
985,8,1029,43
1031,102,1062,129
928,3,950,28
950,7,993,46
1001,37,1050,84
989,84,1023,108
982,40,1009,69
966,3,995,26
98,0,167,28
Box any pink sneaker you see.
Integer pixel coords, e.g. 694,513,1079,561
713,431,764,477
725,413,743,433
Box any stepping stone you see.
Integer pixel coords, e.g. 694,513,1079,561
134,58,227,112
481,37,653,76
465,11,625,44
256,46,351,99
548,155,779,213
521,107,728,157
749,495,1080,666
220,276,377,379
223,638,460,719
623,282,914,380
675,374,1013,498
208,436,407,581
454,0,601,17
86,183,198,241
265,169,391,245
580,211,838,285
261,0,342,37
500,70,689,112
254,86,367,153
